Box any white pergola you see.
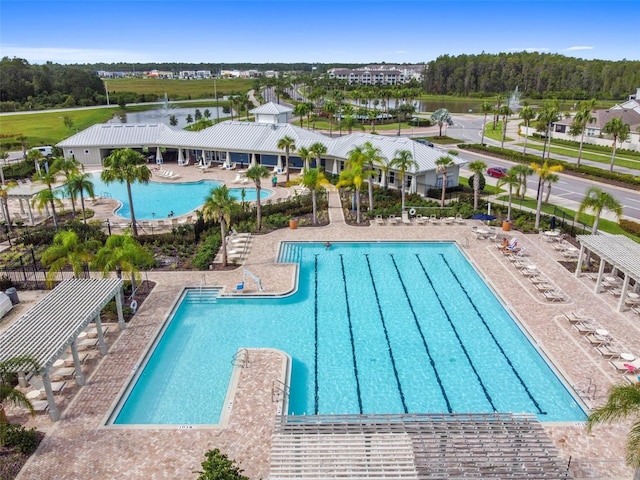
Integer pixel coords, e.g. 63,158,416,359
0,278,124,420
575,234,640,312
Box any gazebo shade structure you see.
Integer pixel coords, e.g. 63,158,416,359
0,278,124,420
576,234,640,311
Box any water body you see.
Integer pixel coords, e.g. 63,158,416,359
108,106,232,127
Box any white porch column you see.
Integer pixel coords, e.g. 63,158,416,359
618,275,631,312
115,290,125,331
594,258,606,293
70,340,86,386
95,315,107,355
575,245,586,277
277,154,283,171
251,153,257,167
42,372,60,421
19,199,26,215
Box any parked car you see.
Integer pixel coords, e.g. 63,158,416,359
415,139,434,147
487,167,508,178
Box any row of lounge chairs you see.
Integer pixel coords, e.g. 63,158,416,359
507,255,566,302
550,240,579,259
584,273,640,308
153,167,181,179
375,214,465,226
565,312,640,383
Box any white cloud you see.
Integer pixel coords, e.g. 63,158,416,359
507,47,551,53
565,46,594,51
0,46,153,64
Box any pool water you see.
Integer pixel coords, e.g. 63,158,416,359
113,242,586,425
59,173,271,220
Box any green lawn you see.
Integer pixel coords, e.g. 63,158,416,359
105,78,253,99
482,122,513,142
517,141,640,171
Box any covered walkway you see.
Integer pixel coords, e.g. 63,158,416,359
0,278,124,420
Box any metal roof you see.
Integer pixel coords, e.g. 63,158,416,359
57,123,179,148
250,102,292,115
0,278,123,372
577,234,640,280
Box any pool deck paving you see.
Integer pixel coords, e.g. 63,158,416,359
6,164,639,479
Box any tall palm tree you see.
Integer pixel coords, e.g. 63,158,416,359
543,172,560,203
435,155,454,207
535,99,560,161
531,161,564,229
52,156,81,216
93,233,153,294
41,230,95,287
479,101,492,146
296,147,313,172
496,170,521,222
323,101,337,137
389,149,418,211
431,108,454,137
301,167,329,225
202,185,236,267
518,104,536,156
308,142,327,170
602,117,632,172
577,186,623,234
66,172,95,224
499,105,513,149
569,99,596,167
468,160,487,210
33,166,61,228
362,141,385,211
245,165,269,231
292,103,306,128
511,163,533,200
0,181,17,231
101,148,151,237
1,355,39,440
337,146,366,223
276,135,296,184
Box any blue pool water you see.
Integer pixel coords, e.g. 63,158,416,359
113,242,586,425
59,173,271,220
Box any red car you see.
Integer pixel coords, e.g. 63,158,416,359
487,167,508,178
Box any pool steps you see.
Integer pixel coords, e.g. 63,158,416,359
183,288,220,304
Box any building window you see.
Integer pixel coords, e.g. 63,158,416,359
405,175,412,189
389,171,395,185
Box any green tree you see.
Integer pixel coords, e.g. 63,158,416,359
202,185,236,267
32,164,62,228
93,234,153,294
293,103,307,128
519,104,536,156
245,165,270,231
479,100,493,146
511,163,533,200
543,172,560,203
1,355,39,446
41,230,95,287
435,155,454,207
587,383,640,471
468,160,487,210
276,135,296,184
389,149,418,212
101,148,151,237
0,181,17,231
301,167,329,225
569,99,596,167
296,147,312,173
196,448,249,480
362,141,385,210
52,156,82,217
308,142,327,171
66,172,95,224
496,170,521,222
602,117,631,172
535,99,560,161
323,100,338,136
531,161,564,229
577,186,623,234
431,108,453,136
337,146,366,223
499,105,513,149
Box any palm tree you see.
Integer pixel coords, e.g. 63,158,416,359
341,114,357,135
66,172,95,224
308,142,327,170
41,230,95,287
323,101,338,137
496,170,521,222
389,149,418,211
531,161,564,229
362,141,385,211
33,166,61,228
435,155,454,207
301,167,329,225
519,105,536,156
93,233,153,294
544,173,560,203
101,148,151,237
468,160,487,210
511,163,533,200
587,383,640,471
535,99,560,161
292,103,306,128
577,186,623,234
1,355,39,442
337,146,366,223
0,181,17,231
431,108,454,137
202,185,236,267
245,165,269,231
569,99,596,167
52,156,81,216
276,136,296,184
296,147,313,172
602,117,631,172
479,101,492,146
499,105,513,149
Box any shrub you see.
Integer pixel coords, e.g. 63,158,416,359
468,173,486,192
191,231,222,269
4,424,40,454
196,448,249,480
620,218,640,237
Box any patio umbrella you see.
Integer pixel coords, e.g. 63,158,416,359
471,213,496,221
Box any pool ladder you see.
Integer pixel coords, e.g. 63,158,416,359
272,379,290,403
232,348,250,368
574,377,598,401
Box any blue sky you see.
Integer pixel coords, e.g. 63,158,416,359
1,1,638,65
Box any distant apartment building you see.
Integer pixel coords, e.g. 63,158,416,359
146,70,175,79
328,65,424,85
178,70,212,79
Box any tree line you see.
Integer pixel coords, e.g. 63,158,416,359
0,57,106,111
421,51,640,100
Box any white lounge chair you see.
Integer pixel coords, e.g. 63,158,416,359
388,215,398,225
543,290,564,302
415,215,426,225
375,215,385,225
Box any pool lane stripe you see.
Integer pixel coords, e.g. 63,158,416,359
437,254,545,415
414,254,496,412
313,254,319,414
364,254,408,413
339,254,363,414
389,254,452,413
